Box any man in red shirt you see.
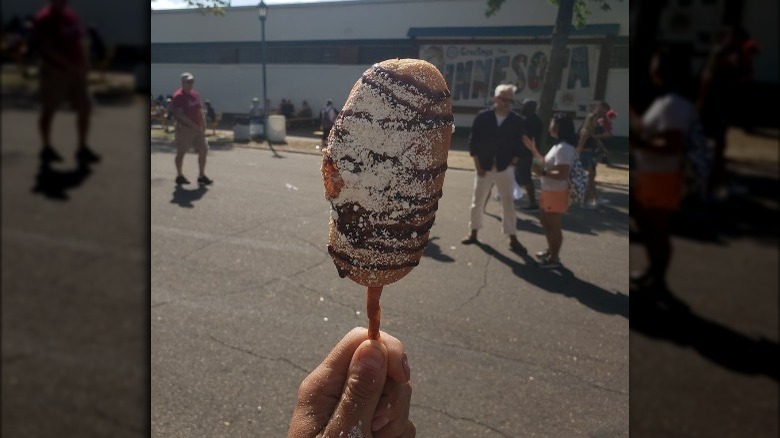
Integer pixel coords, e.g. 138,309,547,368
170,72,212,185
33,0,99,164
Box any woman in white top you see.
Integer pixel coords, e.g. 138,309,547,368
522,113,579,268
630,48,691,292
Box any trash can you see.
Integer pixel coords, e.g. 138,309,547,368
233,116,250,142
267,115,286,142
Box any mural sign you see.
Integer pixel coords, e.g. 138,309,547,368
420,44,600,112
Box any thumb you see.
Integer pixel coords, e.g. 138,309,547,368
324,339,388,436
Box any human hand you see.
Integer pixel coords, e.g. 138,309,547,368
289,327,414,438
521,134,536,151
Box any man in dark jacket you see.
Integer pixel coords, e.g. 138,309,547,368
516,99,543,210
462,84,526,252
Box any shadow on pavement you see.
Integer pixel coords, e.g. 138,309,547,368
423,236,455,262
151,138,235,154
267,143,285,159
476,241,629,319
564,192,630,235
31,161,92,201
482,189,630,237
170,185,208,208
630,286,779,381
667,173,779,247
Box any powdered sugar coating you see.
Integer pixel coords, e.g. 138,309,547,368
322,59,453,287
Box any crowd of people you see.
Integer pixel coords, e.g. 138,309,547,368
460,82,615,269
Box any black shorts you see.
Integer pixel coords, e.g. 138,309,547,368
322,126,332,141
514,155,533,185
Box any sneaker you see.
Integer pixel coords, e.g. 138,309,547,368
509,239,527,254
197,175,214,185
597,197,610,206
175,175,190,185
40,146,64,163
520,203,539,211
76,146,101,164
535,249,550,259
538,258,562,269
582,201,598,210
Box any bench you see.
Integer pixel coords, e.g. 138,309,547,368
285,117,318,130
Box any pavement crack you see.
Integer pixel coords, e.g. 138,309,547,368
453,253,492,311
290,234,328,256
412,403,513,437
208,334,310,375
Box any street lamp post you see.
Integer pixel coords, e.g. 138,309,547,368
258,1,268,140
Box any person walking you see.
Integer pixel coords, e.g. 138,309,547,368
516,99,543,210
595,109,617,166
170,72,212,186
577,101,611,209
32,0,100,164
521,113,579,268
320,100,338,149
203,98,216,135
461,84,526,252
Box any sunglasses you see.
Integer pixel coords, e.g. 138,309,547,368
497,97,513,103
184,80,194,84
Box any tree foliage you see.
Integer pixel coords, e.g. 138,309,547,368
486,0,618,28
151,0,231,16
484,0,620,146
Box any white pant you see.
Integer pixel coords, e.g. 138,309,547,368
468,166,517,235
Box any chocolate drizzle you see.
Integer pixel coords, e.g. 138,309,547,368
328,245,421,277
369,64,451,101
338,108,453,131
333,205,436,244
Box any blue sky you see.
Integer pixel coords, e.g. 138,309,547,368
151,0,353,9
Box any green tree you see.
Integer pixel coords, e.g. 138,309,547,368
486,0,621,147
151,0,231,16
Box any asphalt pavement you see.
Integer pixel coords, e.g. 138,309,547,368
629,128,779,437
4,94,774,436
2,97,147,437
150,135,630,437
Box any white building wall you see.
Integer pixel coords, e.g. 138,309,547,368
152,0,629,43
152,63,367,117
152,0,630,134
602,68,629,136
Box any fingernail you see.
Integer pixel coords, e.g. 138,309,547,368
402,352,411,381
357,342,384,369
371,415,390,431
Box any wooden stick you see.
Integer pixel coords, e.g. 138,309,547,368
366,286,383,340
